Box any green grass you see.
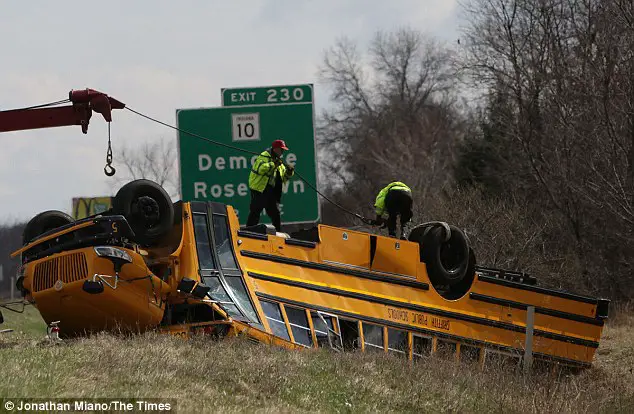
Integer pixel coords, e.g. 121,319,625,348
0,306,633,413
0,303,46,339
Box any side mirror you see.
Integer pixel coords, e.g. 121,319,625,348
0,309,4,324
191,284,211,299
82,280,105,294
177,277,196,294
177,277,210,299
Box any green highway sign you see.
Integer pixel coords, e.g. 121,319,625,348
177,83,320,226
222,84,313,107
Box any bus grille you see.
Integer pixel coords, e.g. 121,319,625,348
33,253,89,292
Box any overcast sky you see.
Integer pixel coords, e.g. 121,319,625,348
0,0,460,223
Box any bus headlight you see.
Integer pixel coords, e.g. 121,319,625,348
94,246,132,263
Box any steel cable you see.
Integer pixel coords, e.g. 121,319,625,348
124,107,372,224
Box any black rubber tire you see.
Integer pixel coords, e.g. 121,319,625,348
22,210,75,245
442,247,477,300
420,224,471,287
112,179,174,246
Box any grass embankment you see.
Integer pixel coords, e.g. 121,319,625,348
0,306,632,413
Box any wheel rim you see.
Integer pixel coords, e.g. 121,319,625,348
130,196,160,228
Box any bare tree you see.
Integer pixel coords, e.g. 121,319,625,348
317,27,468,225
109,136,180,199
458,0,634,298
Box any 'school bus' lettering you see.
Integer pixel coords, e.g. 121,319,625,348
410,312,429,326
387,307,409,322
432,317,451,330
387,308,450,331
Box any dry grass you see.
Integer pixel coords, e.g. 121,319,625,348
1,306,633,413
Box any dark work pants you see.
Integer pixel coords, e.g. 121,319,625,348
246,187,281,232
384,189,413,237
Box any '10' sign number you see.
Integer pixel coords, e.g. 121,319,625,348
232,113,260,142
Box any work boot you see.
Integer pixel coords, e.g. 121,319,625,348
400,223,410,240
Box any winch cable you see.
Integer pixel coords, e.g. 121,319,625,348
124,106,373,225
1,98,71,112
0,300,29,313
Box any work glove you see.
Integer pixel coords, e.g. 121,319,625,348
286,165,295,176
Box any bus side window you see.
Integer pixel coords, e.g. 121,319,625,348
460,344,481,364
285,305,313,347
387,327,408,356
310,311,342,350
339,318,361,351
260,300,290,341
435,339,458,360
412,335,433,359
362,322,384,352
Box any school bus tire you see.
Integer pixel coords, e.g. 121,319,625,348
22,210,75,245
443,246,477,299
411,224,472,291
113,179,174,247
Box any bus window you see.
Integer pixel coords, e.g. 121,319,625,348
310,311,342,350
339,319,361,351
484,349,521,370
284,306,313,347
192,212,260,323
412,335,433,359
260,300,290,341
362,322,384,352
193,214,217,270
460,344,481,364
224,276,259,323
436,339,457,360
212,214,239,270
387,328,408,355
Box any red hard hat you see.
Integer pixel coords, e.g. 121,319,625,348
272,139,289,150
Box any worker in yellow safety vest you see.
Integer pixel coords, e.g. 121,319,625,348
246,139,295,232
370,181,413,239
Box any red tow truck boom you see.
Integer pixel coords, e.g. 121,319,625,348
0,88,125,134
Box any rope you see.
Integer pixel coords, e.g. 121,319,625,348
124,106,372,224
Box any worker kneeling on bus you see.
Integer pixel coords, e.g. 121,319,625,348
247,139,295,232
371,181,413,239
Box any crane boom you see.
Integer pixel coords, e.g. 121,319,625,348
0,88,125,134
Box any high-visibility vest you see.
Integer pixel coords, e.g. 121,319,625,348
248,150,294,193
374,181,411,217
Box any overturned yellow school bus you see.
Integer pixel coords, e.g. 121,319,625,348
8,179,609,369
